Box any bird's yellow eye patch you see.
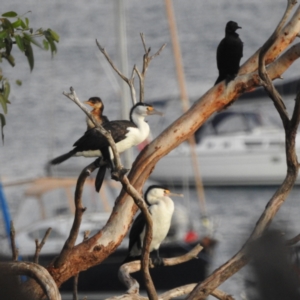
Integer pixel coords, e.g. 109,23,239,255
147,106,153,111
164,190,170,195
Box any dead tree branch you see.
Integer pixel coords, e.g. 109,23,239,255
117,244,203,297
286,233,300,246
187,3,300,298
135,33,166,103
73,231,90,300
54,162,96,268
0,261,61,300
96,39,137,105
10,221,18,261
34,227,52,264
239,1,300,75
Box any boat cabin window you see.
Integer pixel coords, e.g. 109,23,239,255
28,228,64,240
195,111,262,143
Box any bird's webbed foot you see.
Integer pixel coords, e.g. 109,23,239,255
225,74,237,85
151,257,164,267
151,250,164,267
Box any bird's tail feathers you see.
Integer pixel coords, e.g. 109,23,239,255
50,150,76,165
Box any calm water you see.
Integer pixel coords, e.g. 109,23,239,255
1,1,300,299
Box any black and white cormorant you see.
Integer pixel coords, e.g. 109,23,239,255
123,185,177,265
84,96,109,129
50,103,162,190
215,21,243,85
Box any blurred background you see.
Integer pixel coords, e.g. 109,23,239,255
1,1,300,299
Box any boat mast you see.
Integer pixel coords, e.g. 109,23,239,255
164,0,208,222
115,0,133,168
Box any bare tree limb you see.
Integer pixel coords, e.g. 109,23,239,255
54,162,96,268
135,33,166,103
286,233,300,246
10,221,18,261
34,227,52,264
96,39,137,105
187,4,300,298
118,244,203,296
73,231,90,300
258,0,296,123
239,2,300,75
0,261,61,300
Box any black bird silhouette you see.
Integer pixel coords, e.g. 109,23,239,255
215,21,243,85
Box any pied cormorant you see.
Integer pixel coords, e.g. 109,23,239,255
50,103,162,190
123,185,177,266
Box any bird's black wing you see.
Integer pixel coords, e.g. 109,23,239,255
128,212,146,253
73,120,136,151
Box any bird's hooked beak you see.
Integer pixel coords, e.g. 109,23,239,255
84,100,93,107
164,190,184,197
147,106,164,116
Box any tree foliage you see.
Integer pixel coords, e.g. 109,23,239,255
0,11,59,141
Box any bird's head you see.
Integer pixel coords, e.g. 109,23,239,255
84,97,104,110
130,102,163,122
144,185,183,205
225,21,241,34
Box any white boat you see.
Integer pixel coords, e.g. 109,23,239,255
150,107,297,186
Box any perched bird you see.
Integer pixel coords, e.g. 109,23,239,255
84,96,110,190
215,21,243,85
123,185,177,265
50,103,163,190
84,96,109,129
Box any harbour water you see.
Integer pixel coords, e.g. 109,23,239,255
1,1,300,299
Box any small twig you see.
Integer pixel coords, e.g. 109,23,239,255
73,231,90,300
96,39,137,105
135,33,166,103
54,162,96,268
34,227,52,264
286,233,300,246
10,221,18,261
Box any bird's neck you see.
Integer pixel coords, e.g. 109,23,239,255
131,114,150,139
226,31,239,38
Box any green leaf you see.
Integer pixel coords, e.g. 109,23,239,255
25,17,29,27
0,18,14,34
2,11,18,18
3,80,10,99
15,79,22,86
48,28,59,43
23,39,34,71
45,35,57,56
0,113,5,143
23,32,42,49
12,18,22,28
15,35,24,51
43,39,49,50
4,54,15,67
0,30,8,39
20,19,27,29
0,93,8,114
